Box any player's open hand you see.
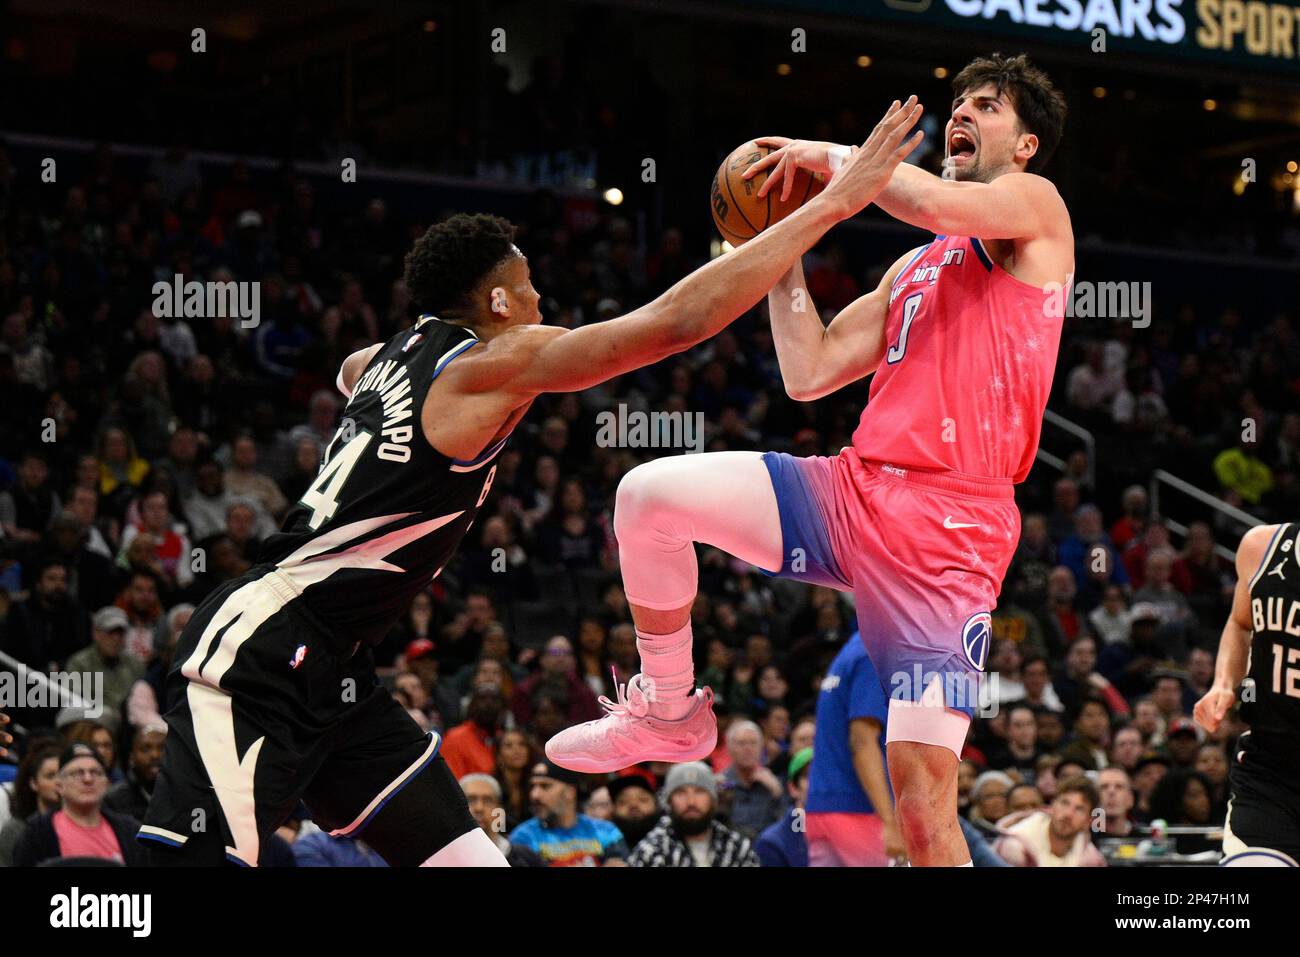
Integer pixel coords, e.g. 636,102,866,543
1193,684,1236,734
816,96,924,221
744,137,839,203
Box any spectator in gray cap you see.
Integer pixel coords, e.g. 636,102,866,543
626,762,760,867
62,607,144,736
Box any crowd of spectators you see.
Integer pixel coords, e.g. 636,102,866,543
0,124,1294,866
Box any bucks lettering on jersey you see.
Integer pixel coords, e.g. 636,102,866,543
258,315,502,647
1242,523,1300,749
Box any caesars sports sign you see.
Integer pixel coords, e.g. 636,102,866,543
780,0,1300,73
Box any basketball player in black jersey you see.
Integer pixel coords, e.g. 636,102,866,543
136,100,925,866
1196,522,1300,866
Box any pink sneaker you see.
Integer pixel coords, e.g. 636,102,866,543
545,673,717,773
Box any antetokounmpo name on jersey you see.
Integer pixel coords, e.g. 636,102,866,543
352,359,418,462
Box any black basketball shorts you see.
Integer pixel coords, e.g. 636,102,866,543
1222,739,1300,866
138,567,476,866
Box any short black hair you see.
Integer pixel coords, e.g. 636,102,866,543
403,213,518,319
953,52,1067,174
1006,702,1037,721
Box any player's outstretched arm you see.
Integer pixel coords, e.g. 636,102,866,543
487,98,925,397
1195,524,1276,733
767,245,920,401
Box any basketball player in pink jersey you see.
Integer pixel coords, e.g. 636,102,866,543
546,54,1072,867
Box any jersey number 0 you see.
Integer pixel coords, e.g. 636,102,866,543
886,292,923,365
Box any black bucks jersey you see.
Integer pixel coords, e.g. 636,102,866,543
1241,523,1300,767
257,315,502,647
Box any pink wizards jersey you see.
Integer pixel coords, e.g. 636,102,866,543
852,235,1065,483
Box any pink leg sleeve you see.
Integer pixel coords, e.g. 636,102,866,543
614,451,783,611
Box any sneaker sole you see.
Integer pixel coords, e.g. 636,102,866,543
546,727,718,774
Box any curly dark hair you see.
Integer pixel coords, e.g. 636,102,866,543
403,212,518,319
952,52,1067,174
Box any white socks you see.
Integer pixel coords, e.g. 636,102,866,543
637,623,696,720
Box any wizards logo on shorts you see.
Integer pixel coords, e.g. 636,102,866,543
961,612,992,672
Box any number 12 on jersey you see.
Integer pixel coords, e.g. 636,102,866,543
1272,643,1300,699
887,292,922,365
300,429,374,530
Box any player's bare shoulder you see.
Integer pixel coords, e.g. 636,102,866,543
435,322,566,396
991,171,1072,287
1238,523,1283,577
1002,171,1072,238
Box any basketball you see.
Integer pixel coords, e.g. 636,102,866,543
710,140,826,244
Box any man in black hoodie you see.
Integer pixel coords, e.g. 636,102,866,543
105,723,166,821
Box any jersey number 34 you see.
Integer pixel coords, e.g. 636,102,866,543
301,428,374,530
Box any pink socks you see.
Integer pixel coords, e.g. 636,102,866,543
637,623,696,720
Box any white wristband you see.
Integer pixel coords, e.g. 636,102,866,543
827,145,852,174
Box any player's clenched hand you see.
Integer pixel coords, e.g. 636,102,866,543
744,138,839,203
0,711,11,759
816,96,924,221
1194,685,1236,734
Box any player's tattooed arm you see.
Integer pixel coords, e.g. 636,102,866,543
768,246,920,402
1195,524,1276,733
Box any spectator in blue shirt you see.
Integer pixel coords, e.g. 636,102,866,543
508,758,628,866
718,719,784,840
805,635,900,866
755,746,811,867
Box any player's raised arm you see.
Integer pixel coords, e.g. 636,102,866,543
493,97,925,396
753,57,1071,249
873,164,1067,241
766,245,921,401
1195,525,1278,734
754,138,1066,241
